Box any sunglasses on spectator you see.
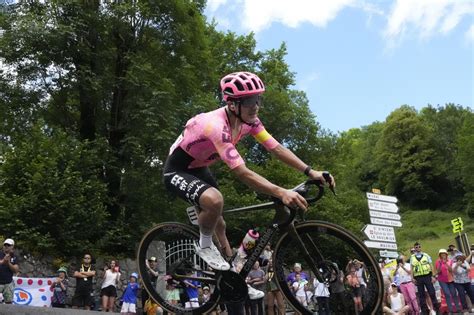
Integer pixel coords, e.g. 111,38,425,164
236,95,263,107
3,244,12,247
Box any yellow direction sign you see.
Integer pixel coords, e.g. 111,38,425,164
451,217,463,233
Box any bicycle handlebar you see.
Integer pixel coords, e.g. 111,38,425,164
223,172,335,214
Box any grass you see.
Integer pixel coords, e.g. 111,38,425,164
395,210,473,259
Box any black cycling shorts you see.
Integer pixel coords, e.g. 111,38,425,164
163,147,218,206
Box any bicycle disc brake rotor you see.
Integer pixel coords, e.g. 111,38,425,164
216,271,248,303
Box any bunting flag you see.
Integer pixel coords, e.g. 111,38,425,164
12,277,54,307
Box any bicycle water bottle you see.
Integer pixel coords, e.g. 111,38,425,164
238,229,259,258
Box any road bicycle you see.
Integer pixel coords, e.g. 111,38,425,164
137,174,384,314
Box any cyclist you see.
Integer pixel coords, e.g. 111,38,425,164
163,71,335,271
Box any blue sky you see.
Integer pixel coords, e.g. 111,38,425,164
205,0,474,133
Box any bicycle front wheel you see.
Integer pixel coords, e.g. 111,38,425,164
137,222,220,314
273,221,384,315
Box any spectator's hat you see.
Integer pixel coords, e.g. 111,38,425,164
294,262,301,269
57,267,68,274
438,248,448,255
148,256,157,262
130,272,138,279
203,286,210,291
3,238,14,246
454,252,465,260
390,282,397,287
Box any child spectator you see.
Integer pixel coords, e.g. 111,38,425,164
292,273,309,307
120,273,140,315
183,271,200,310
383,283,410,314
51,267,68,308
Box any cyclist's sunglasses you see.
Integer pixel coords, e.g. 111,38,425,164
236,94,263,107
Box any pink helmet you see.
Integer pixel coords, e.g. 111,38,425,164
220,71,265,101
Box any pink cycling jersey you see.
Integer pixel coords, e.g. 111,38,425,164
169,107,279,169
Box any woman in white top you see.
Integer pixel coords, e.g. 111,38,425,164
101,260,121,312
313,276,330,315
292,273,309,306
383,283,410,315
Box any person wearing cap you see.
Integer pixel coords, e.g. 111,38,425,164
51,266,69,308
121,273,140,314
409,242,440,314
452,252,474,314
0,238,19,304
435,248,461,313
383,283,410,315
142,256,159,309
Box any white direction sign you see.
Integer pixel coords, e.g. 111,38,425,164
379,250,399,258
368,200,399,213
366,192,398,204
363,224,396,242
370,217,403,227
370,210,401,221
364,241,398,250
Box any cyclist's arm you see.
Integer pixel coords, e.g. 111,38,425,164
232,164,307,209
270,144,334,185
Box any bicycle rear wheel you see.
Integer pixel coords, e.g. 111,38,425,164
273,220,384,315
137,222,220,314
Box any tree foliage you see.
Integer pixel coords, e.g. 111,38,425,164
0,2,472,259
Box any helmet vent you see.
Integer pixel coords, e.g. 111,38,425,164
251,78,258,89
246,82,252,90
234,80,245,91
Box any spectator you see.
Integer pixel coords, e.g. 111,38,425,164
286,262,309,285
259,244,272,267
246,260,266,315
435,248,461,313
447,244,461,260
354,260,368,300
0,238,19,304
142,256,159,309
452,252,474,314
183,270,200,310
291,273,309,307
329,267,349,315
313,274,330,315
72,253,96,310
383,283,410,315
50,266,69,308
164,275,180,307
393,255,419,315
121,272,140,315
409,242,440,315
346,265,363,314
225,261,245,315
265,260,285,315
101,259,121,312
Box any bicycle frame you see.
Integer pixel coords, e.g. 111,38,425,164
223,180,329,282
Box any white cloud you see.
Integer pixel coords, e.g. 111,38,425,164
466,24,474,42
205,0,357,33
384,0,474,44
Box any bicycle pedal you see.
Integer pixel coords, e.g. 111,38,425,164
186,206,199,225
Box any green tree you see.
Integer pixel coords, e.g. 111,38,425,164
0,125,108,256
456,112,474,218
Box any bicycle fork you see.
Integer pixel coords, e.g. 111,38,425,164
287,223,328,283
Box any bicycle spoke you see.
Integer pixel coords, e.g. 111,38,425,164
274,221,383,315
137,223,220,314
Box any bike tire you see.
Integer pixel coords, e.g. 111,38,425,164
273,220,384,315
137,222,220,314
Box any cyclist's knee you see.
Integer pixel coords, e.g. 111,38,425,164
199,188,224,212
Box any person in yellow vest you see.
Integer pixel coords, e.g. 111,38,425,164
410,242,440,315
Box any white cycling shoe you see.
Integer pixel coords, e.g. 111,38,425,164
194,242,230,271
247,285,264,300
